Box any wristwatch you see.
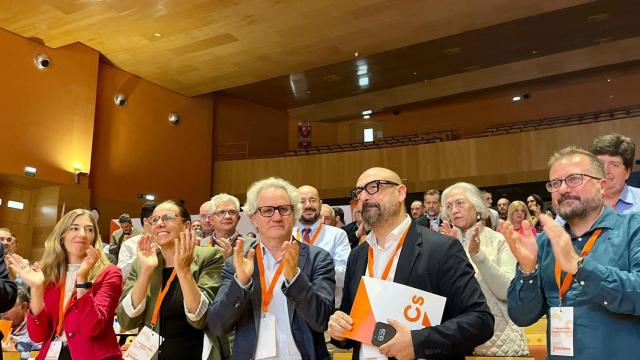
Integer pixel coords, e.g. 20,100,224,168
75,282,93,289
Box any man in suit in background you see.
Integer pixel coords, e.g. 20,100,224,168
208,177,335,359
415,189,443,231
329,167,494,359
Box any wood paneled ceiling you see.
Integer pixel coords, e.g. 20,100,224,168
0,0,587,96
1,0,638,121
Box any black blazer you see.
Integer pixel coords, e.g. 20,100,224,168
335,221,494,359
0,245,18,346
208,242,335,360
342,221,360,249
415,214,443,229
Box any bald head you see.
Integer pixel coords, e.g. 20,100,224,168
199,200,213,233
357,167,403,187
298,185,322,226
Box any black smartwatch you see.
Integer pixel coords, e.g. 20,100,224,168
76,282,93,289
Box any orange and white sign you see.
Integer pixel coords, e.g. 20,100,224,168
344,276,446,345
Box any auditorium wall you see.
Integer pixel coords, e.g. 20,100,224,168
214,116,640,201
91,64,215,237
296,63,640,146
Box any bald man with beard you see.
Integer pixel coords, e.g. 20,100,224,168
295,185,351,307
328,167,493,359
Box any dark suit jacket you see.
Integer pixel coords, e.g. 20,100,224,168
335,222,494,359
342,221,360,249
208,242,335,360
415,214,442,229
0,245,17,345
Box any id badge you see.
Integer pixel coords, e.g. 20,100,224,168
255,313,277,359
550,307,574,357
45,340,62,360
124,326,164,360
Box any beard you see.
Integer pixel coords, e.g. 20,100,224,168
555,191,602,221
362,201,400,228
299,207,319,225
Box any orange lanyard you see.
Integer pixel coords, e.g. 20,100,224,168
367,226,410,281
296,223,323,245
256,245,285,313
55,276,75,336
151,268,177,325
555,228,602,304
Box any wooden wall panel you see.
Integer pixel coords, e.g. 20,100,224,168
0,29,99,185
28,186,60,261
0,185,32,259
214,116,640,200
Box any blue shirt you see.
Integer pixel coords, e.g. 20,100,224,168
615,184,640,214
508,206,640,359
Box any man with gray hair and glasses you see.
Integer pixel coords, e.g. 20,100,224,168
208,177,335,359
201,193,257,258
502,146,640,359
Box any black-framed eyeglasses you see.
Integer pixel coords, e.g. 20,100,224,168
545,173,601,193
212,210,239,218
349,180,400,200
148,213,185,225
256,205,295,217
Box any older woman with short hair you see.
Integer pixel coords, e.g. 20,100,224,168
440,182,528,357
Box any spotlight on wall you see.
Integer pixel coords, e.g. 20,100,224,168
114,93,128,107
24,166,37,177
73,169,88,184
168,112,181,125
34,53,51,69
137,193,156,201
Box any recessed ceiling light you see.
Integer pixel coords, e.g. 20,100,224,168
354,52,359,57
7,200,24,210
607,78,612,82
362,110,373,115
24,166,37,177
144,194,156,201
363,115,371,119
154,33,162,37
412,72,417,75
306,91,312,94
512,96,522,102
531,50,538,54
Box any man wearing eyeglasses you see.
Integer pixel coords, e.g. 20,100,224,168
200,193,257,259
328,167,494,359
208,177,335,360
502,146,640,359
295,185,351,307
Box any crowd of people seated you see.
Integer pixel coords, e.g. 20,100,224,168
1,133,639,360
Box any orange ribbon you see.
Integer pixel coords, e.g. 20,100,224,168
367,226,410,281
256,245,285,313
555,228,602,304
151,268,177,325
55,276,75,337
296,223,324,245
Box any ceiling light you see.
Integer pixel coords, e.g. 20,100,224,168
306,91,312,94
354,52,359,57
607,78,612,82
144,194,156,201
363,115,371,119
512,96,522,102
154,33,162,37
362,110,373,115
24,166,37,177
531,50,538,54
34,53,51,69
7,201,24,210
412,72,417,75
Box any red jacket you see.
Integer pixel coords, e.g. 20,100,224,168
27,264,123,360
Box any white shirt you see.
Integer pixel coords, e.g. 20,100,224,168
117,234,142,279
294,221,351,306
58,264,80,341
256,243,302,360
361,215,412,360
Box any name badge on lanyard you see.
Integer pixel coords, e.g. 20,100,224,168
255,313,277,359
124,326,164,359
45,341,63,360
550,307,574,357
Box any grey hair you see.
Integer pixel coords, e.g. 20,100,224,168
209,193,241,213
548,146,606,178
243,177,302,219
321,204,335,217
440,182,491,221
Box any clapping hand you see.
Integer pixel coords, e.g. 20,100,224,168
215,236,234,259
467,221,483,256
498,219,538,272
233,238,255,286
175,228,196,275
77,247,102,282
137,234,159,273
281,240,299,282
6,254,44,290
